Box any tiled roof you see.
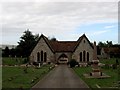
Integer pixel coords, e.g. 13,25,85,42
34,34,94,53
49,41,77,52
103,47,120,53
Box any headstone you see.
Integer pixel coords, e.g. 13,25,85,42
92,41,101,77
38,63,40,68
93,41,98,60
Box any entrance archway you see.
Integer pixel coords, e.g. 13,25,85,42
58,54,68,64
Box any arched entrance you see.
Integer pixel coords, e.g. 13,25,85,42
58,54,68,64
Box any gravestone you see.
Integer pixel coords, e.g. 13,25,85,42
91,41,101,77
38,63,40,68
83,41,110,78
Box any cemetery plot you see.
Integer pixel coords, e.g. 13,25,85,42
2,64,54,89
73,58,120,88
2,57,27,66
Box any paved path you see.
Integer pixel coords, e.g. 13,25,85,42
32,65,89,89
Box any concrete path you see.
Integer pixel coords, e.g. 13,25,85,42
32,65,89,89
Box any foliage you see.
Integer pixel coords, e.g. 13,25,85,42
16,29,39,57
116,59,119,65
2,30,39,58
48,36,57,41
69,59,78,68
112,64,117,69
50,37,57,41
98,41,113,47
2,47,10,57
9,48,16,57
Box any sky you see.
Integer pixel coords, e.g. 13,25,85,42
1,0,119,45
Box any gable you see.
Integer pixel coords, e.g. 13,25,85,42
30,34,94,54
73,34,93,52
30,35,54,56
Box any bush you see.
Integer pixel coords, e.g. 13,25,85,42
116,59,119,65
104,64,109,69
112,64,117,69
69,59,78,68
48,62,51,64
33,62,39,66
87,61,92,66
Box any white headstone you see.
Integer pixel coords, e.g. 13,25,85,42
38,63,40,68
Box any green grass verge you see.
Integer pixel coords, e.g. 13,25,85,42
73,66,119,89
99,58,119,64
2,57,27,66
2,64,54,89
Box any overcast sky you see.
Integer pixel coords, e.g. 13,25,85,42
1,0,119,45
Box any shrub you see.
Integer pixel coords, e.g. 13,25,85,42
33,62,39,66
48,62,51,64
112,64,117,69
104,64,109,69
69,59,77,68
116,59,119,65
87,61,92,66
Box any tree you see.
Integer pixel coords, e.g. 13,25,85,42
50,37,57,41
69,59,78,68
98,41,105,47
16,29,39,57
9,48,16,57
106,41,113,47
48,36,57,41
3,46,10,57
98,41,113,47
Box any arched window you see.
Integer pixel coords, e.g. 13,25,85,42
37,52,40,62
87,52,89,62
41,51,43,62
84,40,85,43
83,51,86,62
80,52,82,62
44,52,47,62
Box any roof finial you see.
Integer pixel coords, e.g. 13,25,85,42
83,33,85,36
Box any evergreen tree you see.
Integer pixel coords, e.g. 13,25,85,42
3,46,10,57
16,29,39,57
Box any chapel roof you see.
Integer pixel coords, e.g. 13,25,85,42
35,34,93,53
49,41,77,52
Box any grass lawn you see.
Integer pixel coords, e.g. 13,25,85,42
73,65,119,89
99,58,119,65
2,57,27,66
2,64,54,89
